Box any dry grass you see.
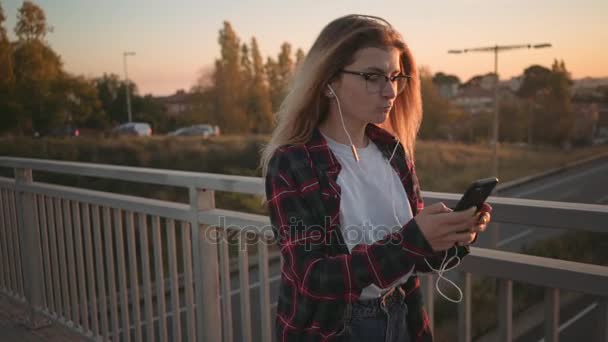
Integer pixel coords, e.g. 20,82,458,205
414,140,608,192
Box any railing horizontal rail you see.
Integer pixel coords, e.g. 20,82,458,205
0,157,264,194
2,179,191,221
422,192,608,232
463,247,608,297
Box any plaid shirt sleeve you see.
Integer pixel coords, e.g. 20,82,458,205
266,146,440,303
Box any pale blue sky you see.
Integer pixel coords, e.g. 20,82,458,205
3,0,607,95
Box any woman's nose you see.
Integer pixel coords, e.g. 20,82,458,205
381,79,397,99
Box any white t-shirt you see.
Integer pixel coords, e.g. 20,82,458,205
323,133,415,300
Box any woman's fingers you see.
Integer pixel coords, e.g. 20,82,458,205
438,207,476,225
442,231,476,246
480,202,493,214
442,214,479,234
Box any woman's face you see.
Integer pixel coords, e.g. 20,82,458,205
329,46,402,126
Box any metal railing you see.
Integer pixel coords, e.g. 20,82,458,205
0,156,606,342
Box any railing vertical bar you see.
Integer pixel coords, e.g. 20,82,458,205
544,288,559,342
596,298,607,342
72,201,89,332
32,194,49,308
63,199,81,326
189,187,221,342
37,195,52,311
258,235,272,342
458,272,472,342
46,197,62,318
103,207,120,341
126,211,143,342
181,222,196,342
152,216,168,342
55,197,71,321
8,189,25,298
82,203,100,335
138,214,155,342
166,219,182,342
114,208,131,342
498,279,513,342
2,188,17,296
92,205,110,340
238,232,252,342
0,188,11,294
15,167,49,328
219,230,233,342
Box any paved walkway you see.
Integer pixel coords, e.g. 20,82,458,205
0,295,86,342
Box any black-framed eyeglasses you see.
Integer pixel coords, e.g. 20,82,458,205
340,69,411,94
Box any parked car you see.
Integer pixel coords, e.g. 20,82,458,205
35,125,80,138
168,124,219,138
110,122,152,136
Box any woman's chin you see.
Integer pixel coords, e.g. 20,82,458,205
370,112,389,124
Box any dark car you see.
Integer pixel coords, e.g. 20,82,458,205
35,125,80,138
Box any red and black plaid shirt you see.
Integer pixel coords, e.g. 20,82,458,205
265,124,469,341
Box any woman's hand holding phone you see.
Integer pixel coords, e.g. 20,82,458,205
414,202,491,251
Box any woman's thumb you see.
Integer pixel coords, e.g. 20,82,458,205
425,202,452,214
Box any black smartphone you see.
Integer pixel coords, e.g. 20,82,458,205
453,177,499,212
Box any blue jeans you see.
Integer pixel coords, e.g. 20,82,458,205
345,288,410,342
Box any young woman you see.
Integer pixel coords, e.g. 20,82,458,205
261,14,492,342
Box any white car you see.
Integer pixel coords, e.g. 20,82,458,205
111,122,152,136
168,124,219,138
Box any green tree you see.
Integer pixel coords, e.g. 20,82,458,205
240,43,252,85
15,1,51,42
266,42,295,112
248,37,273,133
498,94,527,143
65,76,105,127
212,21,248,133
295,48,305,68
518,62,574,145
548,60,574,145
12,38,62,133
94,73,141,125
265,56,280,112
0,1,18,133
419,68,467,140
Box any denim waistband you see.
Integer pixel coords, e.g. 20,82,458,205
351,287,406,319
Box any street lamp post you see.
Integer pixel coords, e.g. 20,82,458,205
448,43,552,178
123,51,136,123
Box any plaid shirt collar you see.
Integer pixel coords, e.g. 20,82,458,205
306,123,402,170
305,123,416,215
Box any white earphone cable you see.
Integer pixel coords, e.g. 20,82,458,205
387,139,463,304
327,84,360,162
328,83,463,303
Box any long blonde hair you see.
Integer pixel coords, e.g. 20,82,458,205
260,14,422,177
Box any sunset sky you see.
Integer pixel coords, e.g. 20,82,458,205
3,0,607,95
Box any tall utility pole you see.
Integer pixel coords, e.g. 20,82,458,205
123,51,136,122
448,43,552,178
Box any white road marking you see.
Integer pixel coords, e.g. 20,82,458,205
497,229,534,247
512,164,608,198
595,194,608,204
537,302,598,342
